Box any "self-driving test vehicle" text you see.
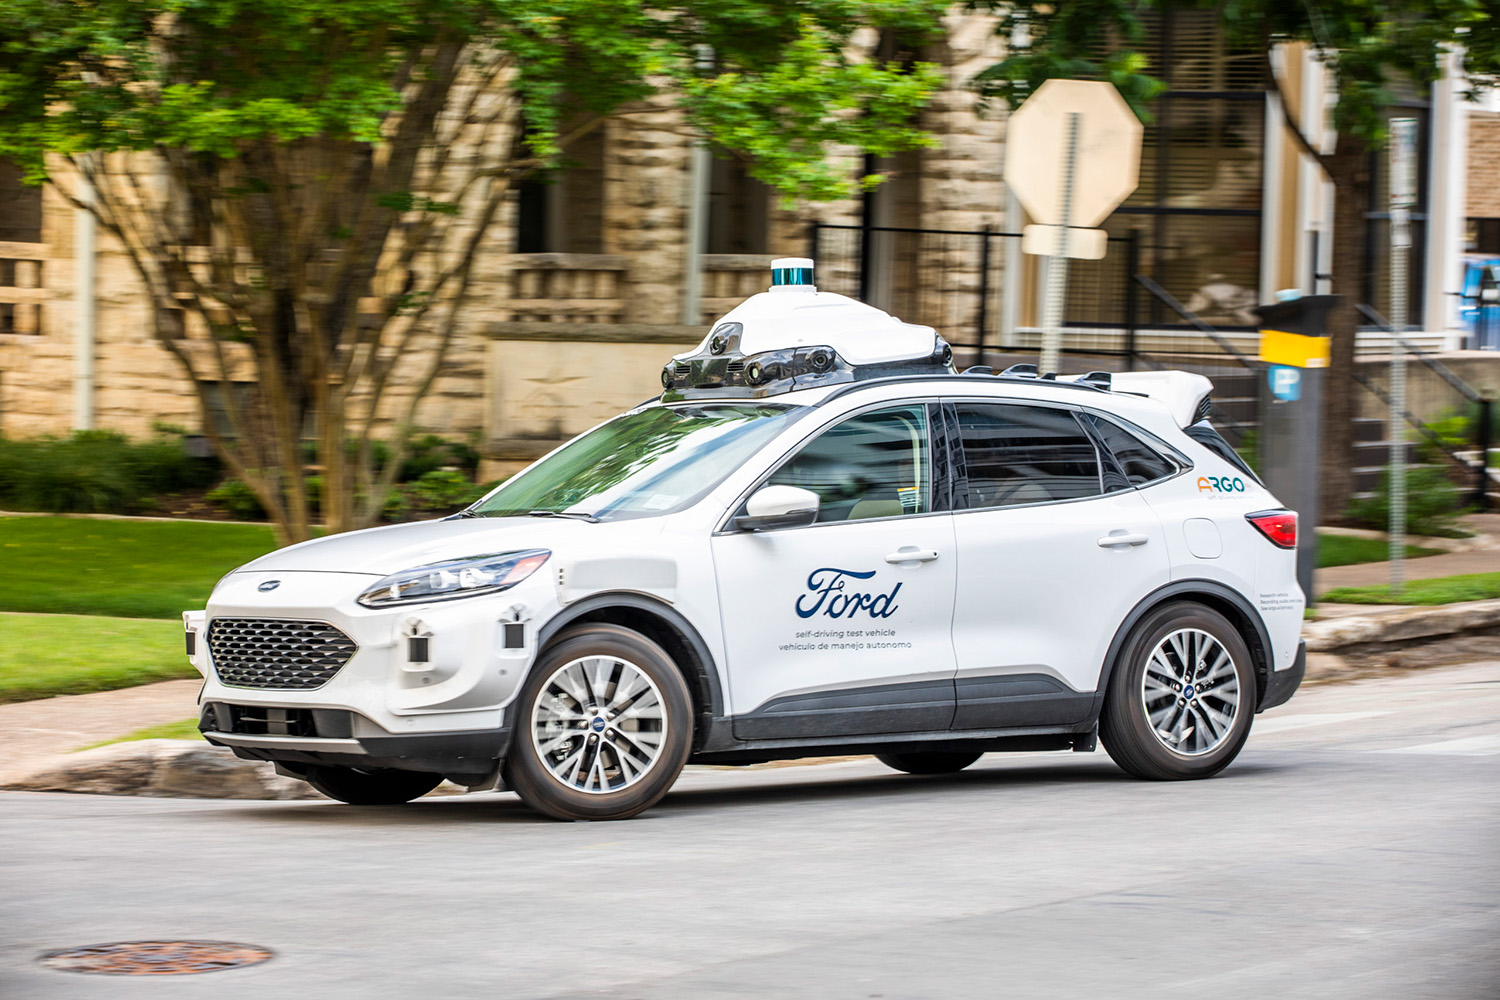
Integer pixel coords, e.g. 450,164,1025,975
184,258,1305,820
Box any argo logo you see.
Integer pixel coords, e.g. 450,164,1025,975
1197,475,1246,495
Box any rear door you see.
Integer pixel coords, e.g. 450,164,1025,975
946,400,1173,728
711,401,958,740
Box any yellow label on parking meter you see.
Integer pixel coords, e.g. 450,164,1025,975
1259,329,1331,369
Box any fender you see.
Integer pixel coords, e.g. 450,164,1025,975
535,592,730,750
1088,579,1276,720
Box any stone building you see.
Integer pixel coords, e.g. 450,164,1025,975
0,11,1495,477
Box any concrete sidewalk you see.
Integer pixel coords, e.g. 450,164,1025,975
0,679,201,783
1315,546,1500,593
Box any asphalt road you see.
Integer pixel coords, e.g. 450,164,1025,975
3,663,1498,999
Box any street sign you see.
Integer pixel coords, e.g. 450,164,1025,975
1004,79,1143,228
1003,79,1143,374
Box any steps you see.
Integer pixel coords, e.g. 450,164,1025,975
1351,417,1422,497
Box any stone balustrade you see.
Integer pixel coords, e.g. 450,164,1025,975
699,254,775,325
502,253,629,324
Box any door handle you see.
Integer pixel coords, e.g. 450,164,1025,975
885,546,940,564
1097,531,1150,548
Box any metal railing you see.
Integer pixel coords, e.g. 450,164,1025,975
1355,304,1495,509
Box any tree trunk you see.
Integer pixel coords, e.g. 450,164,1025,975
1321,137,1372,521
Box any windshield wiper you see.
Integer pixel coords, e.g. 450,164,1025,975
444,509,486,520
526,509,600,523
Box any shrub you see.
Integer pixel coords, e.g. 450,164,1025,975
399,434,480,482
1346,465,1466,537
0,430,219,514
206,478,266,520
406,469,487,513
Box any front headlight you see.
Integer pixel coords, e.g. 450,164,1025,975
357,549,550,608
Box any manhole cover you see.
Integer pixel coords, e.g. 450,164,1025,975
41,941,273,976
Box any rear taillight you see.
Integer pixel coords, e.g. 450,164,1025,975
1246,509,1297,548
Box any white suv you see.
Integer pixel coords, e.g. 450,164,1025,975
184,260,1305,820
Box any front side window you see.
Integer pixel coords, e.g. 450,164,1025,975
767,404,930,523
471,403,806,521
956,404,1101,508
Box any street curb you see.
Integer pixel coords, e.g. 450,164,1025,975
0,740,322,800
1303,598,1500,650
1301,598,1500,683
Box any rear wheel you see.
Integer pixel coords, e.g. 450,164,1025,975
1099,602,1255,780
304,765,443,805
503,624,693,821
875,751,983,775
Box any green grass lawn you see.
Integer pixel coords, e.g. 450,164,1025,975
0,613,196,703
75,717,204,751
1316,533,1443,569
0,517,279,618
1321,571,1500,606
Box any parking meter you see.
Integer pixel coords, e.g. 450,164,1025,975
1255,294,1340,605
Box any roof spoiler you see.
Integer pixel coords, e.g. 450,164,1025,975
1109,371,1214,428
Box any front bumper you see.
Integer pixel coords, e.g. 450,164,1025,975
1258,639,1306,712
200,701,513,778
186,569,553,737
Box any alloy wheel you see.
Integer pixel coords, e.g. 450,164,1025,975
529,655,668,794
1139,627,1241,757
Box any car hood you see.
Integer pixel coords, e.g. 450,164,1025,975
235,516,601,577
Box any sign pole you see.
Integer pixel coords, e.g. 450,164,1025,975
1039,112,1080,376
1388,118,1417,598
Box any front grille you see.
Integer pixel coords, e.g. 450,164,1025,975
207,618,357,689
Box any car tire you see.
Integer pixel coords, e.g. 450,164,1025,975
303,765,444,805
875,751,983,775
1099,601,1256,780
503,624,693,821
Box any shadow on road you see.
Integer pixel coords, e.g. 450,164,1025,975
201,755,1278,827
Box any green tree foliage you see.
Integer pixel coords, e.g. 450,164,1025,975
973,0,1500,516
0,0,945,543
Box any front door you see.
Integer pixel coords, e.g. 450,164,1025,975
711,402,958,739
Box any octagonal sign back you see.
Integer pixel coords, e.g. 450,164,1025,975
1004,79,1143,228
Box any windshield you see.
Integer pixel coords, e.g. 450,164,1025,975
470,402,807,521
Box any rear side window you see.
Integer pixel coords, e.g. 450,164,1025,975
1086,414,1178,486
955,404,1101,508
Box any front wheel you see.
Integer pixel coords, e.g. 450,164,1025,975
503,624,693,821
304,765,443,804
1099,602,1255,780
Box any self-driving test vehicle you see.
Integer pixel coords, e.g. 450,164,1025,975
185,258,1305,820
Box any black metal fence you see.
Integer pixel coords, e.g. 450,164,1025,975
806,221,1260,364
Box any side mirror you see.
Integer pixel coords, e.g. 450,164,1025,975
734,485,820,532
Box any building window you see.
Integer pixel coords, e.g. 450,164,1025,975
0,159,42,244
514,127,606,254
1470,218,1500,255
706,153,769,254
1080,9,1266,330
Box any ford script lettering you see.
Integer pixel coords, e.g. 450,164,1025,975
795,568,902,620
